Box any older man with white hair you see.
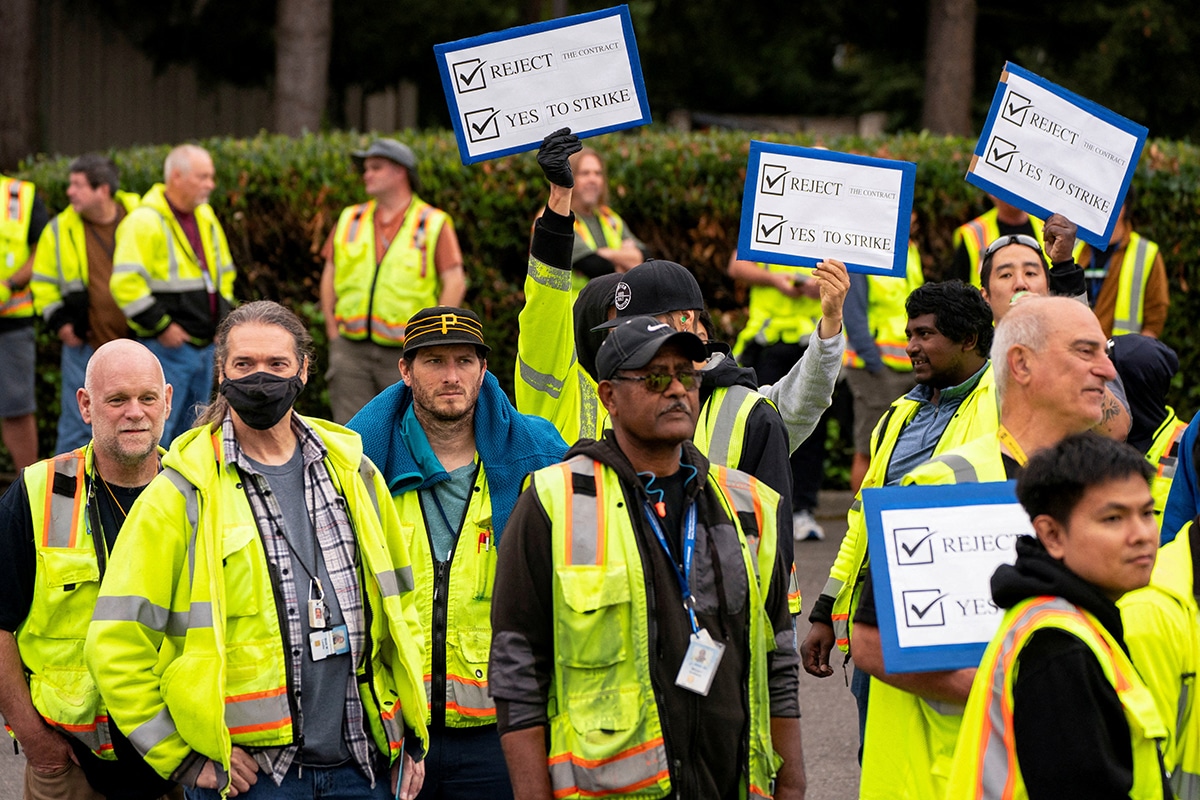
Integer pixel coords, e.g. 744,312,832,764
111,143,236,443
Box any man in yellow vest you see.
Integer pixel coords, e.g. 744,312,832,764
841,236,926,492
320,139,466,424
947,433,1168,800
950,194,1046,288
1078,191,1170,338
111,144,237,445
802,281,997,757
0,171,48,469
86,301,429,799
564,146,646,290
0,339,175,800
850,296,1118,800
32,154,140,454
1122,516,1200,798
346,306,566,799
492,316,804,799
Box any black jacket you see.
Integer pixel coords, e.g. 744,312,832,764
990,536,1169,800
490,434,798,799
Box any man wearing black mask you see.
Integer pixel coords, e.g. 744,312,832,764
87,300,430,799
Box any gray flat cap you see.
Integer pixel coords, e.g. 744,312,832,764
351,139,417,171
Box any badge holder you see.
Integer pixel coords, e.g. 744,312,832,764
306,578,350,661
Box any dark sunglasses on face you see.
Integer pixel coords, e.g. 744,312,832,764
610,370,699,393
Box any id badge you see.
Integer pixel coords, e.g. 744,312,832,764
675,629,725,696
309,623,351,662
308,598,328,629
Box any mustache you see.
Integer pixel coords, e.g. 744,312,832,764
659,401,692,416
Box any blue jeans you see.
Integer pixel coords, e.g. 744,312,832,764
851,664,871,765
143,339,214,445
55,342,93,454
185,761,389,800
416,724,513,800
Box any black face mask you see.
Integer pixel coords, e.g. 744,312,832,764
219,371,305,430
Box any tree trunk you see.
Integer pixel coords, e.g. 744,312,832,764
921,0,976,135
0,0,39,169
273,0,333,136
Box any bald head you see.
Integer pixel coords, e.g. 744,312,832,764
81,341,172,471
992,296,1115,431
164,144,215,212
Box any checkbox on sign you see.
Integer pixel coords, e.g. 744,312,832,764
452,59,488,93
1001,91,1032,126
985,136,1018,173
894,527,935,566
755,213,786,246
464,108,501,143
903,589,947,628
760,164,789,196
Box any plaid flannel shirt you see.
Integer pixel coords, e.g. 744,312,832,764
222,414,378,786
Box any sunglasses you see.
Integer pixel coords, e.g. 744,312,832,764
983,233,1045,258
610,370,699,393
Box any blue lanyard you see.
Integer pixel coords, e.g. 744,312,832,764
643,502,699,634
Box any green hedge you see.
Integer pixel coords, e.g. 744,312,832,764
15,130,1200,477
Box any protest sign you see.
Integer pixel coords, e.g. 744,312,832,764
737,141,916,276
435,6,651,164
967,62,1148,247
863,481,1033,673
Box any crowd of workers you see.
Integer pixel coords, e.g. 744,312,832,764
0,122,1189,800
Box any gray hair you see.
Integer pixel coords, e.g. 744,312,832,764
990,295,1051,403
163,144,210,183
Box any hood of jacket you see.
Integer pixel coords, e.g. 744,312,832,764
701,350,760,392
574,273,623,382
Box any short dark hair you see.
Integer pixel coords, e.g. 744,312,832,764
979,240,1048,290
905,280,994,357
68,154,119,195
1017,432,1152,524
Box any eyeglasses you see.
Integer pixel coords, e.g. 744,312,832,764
610,370,699,393
983,234,1044,258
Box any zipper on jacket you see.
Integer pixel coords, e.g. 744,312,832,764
431,557,452,726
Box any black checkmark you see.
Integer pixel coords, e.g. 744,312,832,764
991,145,1011,162
458,60,486,87
909,594,947,620
899,530,936,558
469,110,500,135
764,169,788,190
759,218,785,239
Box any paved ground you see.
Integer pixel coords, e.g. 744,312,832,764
0,492,863,800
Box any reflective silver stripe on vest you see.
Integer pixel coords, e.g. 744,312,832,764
127,706,178,756
92,595,171,632
527,258,572,291
162,468,202,601
565,457,602,566
977,597,1076,796
359,457,381,518
716,468,762,576
46,455,83,548
927,453,979,483
704,386,754,468
821,576,845,599
548,740,670,797
165,602,214,636
447,676,494,715
7,181,21,218
1173,768,1200,800
1114,236,1151,336
850,498,862,513
518,356,570,399
158,217,180,281
346,205,367,242
225,689,291,733
376,566,414,597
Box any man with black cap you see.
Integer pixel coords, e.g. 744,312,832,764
518,129,848,580
348,306,567,800
492,315,806,800
321,138,466,423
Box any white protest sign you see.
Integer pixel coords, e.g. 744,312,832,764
863,482,1033,673
435,6,650,164
967,62,1148,247
737,141,916,277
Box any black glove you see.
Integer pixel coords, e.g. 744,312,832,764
537,127,582,188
